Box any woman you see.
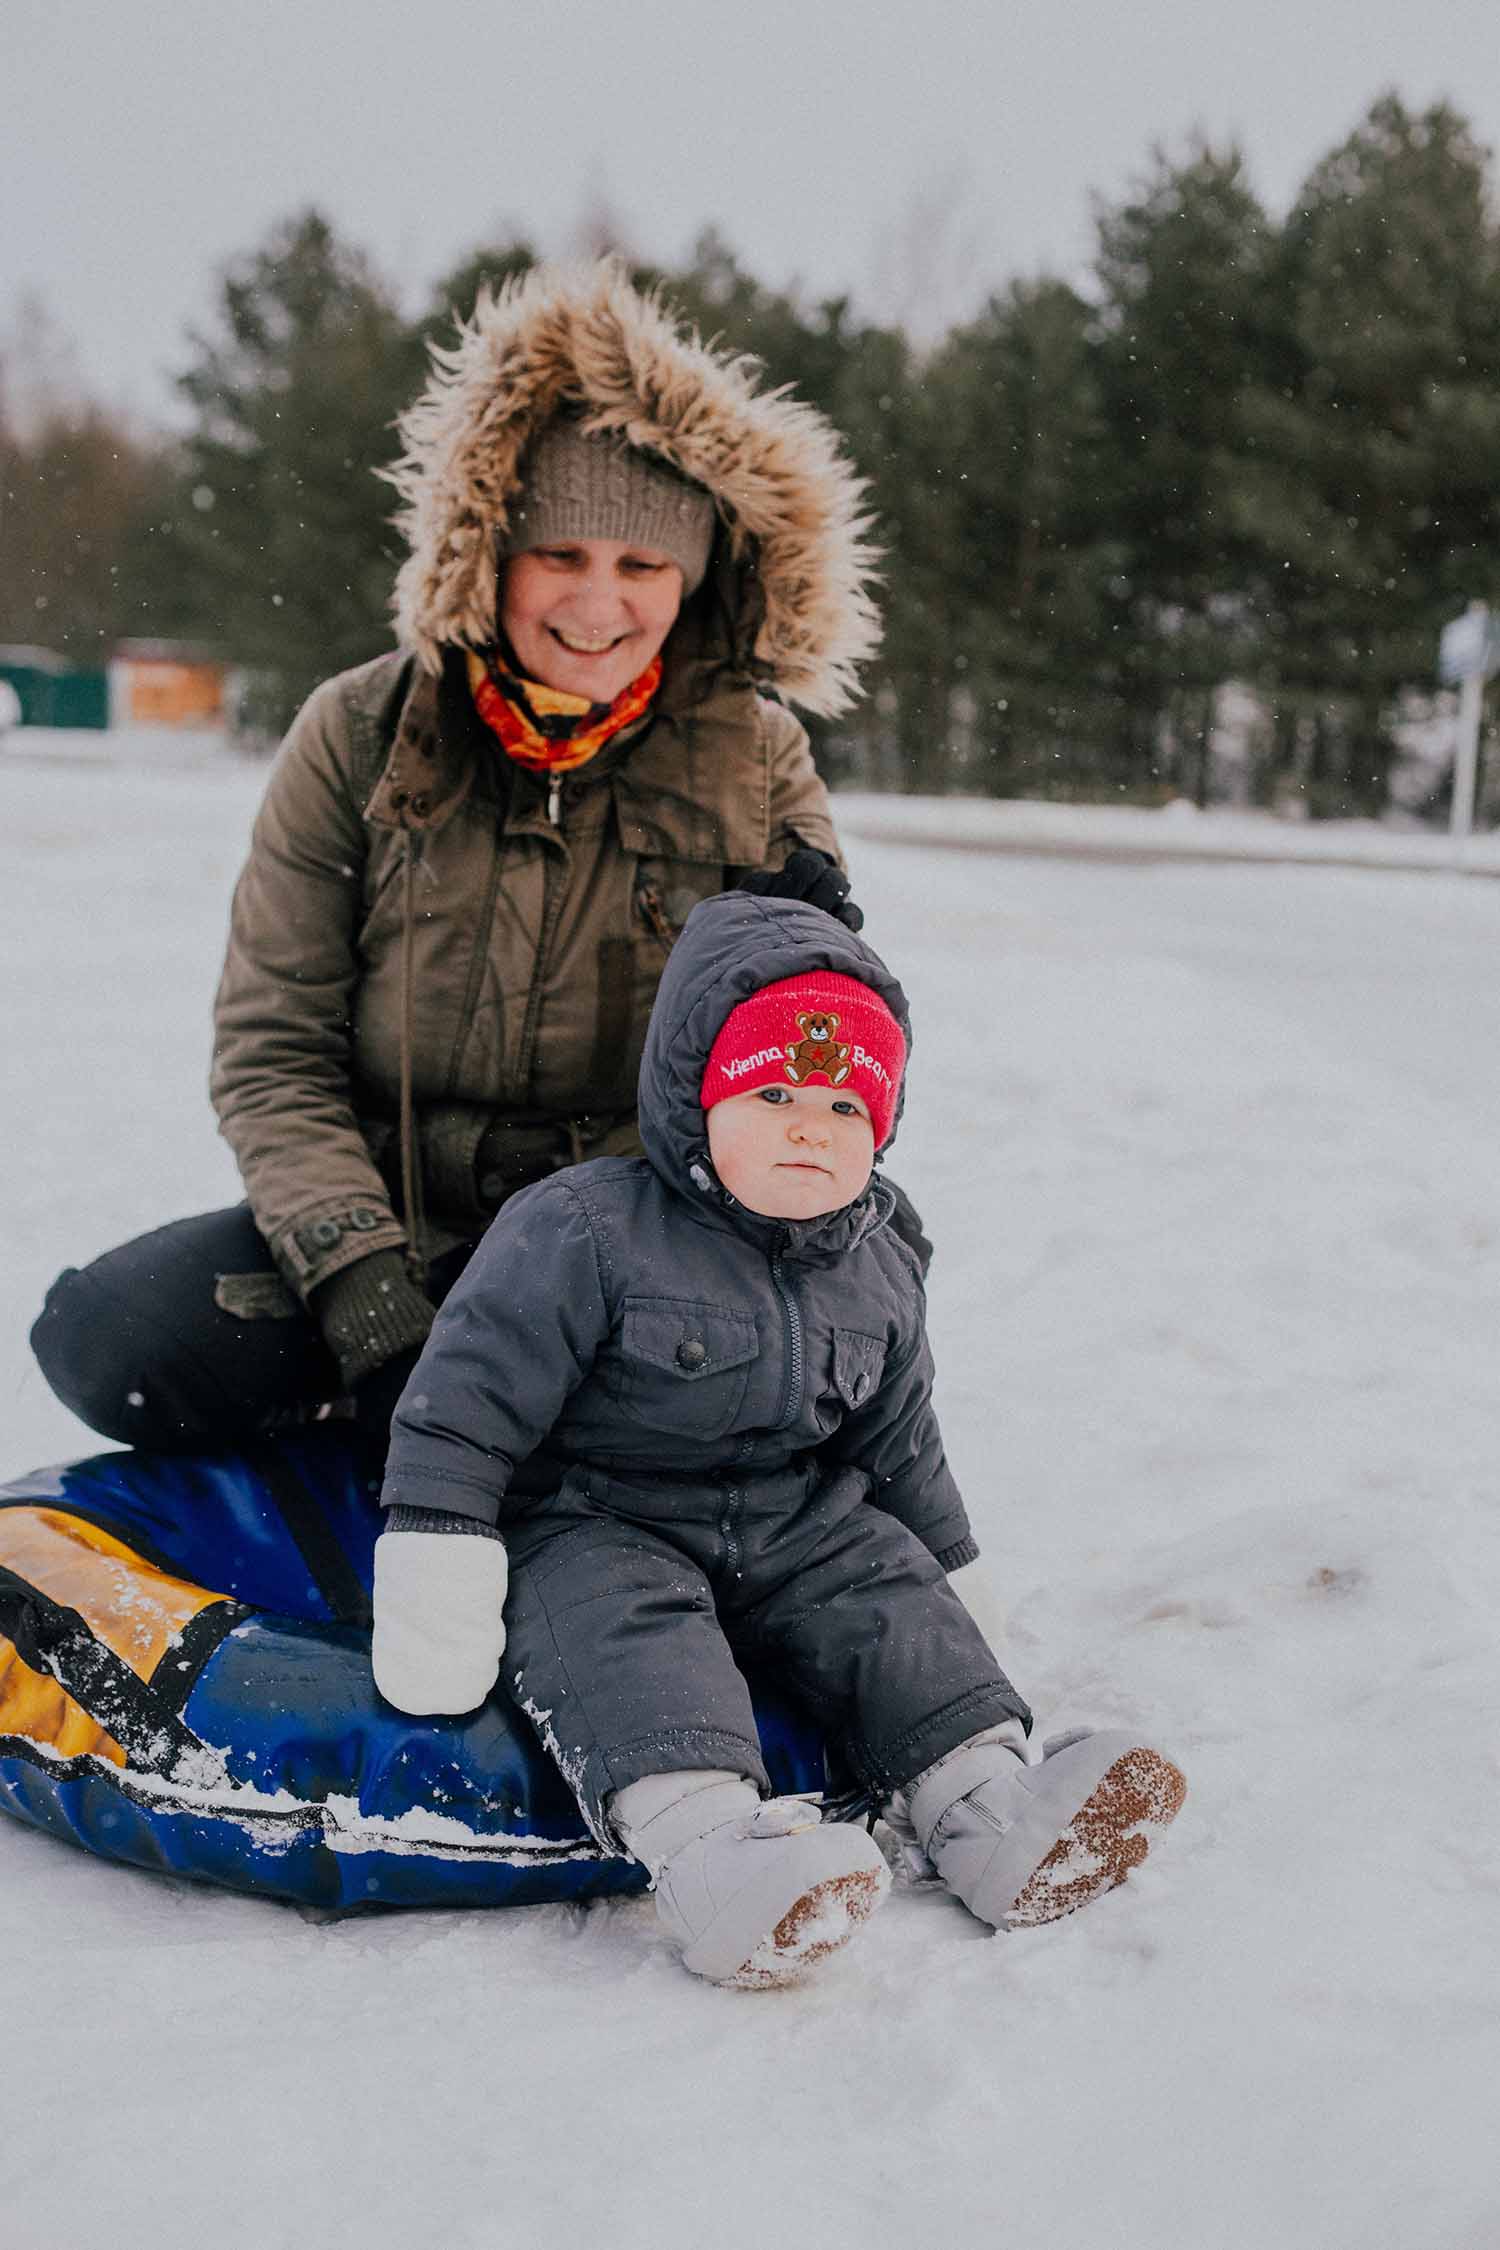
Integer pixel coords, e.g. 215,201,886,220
31,261,889,1454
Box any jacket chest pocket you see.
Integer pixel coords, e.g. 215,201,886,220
825,1328,887,1422
615,1297,759,1441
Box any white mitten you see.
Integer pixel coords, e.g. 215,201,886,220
372,1527,509,1715
945,1557,1007,1656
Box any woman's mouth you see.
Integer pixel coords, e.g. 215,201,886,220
549,626,627,655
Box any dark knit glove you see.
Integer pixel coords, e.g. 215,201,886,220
312,1249,435,1389
739,848,864,932
350,1348,423,1453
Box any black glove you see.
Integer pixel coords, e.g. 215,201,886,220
739,848,864,932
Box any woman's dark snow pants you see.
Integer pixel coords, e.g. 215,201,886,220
28,1205,472,1452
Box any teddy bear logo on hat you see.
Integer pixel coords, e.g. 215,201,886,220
784,1011,852,1087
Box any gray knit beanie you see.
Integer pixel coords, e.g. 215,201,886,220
499,415,718,594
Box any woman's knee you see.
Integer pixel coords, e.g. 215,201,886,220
30,1259,178,1443
29,1209,332,1450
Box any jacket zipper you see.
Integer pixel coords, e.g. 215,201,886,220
513,783,570,1094
769,1236,804,1433
637,880,676,955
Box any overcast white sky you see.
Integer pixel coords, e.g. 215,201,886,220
6,0,1499,428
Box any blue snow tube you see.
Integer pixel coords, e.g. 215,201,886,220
0,1428,829,1910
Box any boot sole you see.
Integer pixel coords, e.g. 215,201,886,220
1005,1748,1187,1929
725,1864,890,1990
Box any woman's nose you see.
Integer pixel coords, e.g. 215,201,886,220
565,565,625,623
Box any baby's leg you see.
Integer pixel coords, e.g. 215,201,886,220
501,1514,768,1843
727,1492,1031,1804
503,1515,887,1985
731,1496,1184,1927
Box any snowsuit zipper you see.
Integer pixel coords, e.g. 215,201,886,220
718,1479,744,1579
769,1237,804,1434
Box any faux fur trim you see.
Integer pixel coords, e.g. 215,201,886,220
385,261,881,717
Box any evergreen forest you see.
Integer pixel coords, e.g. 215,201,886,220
3,94,1498,817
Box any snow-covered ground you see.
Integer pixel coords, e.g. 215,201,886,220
835,785,1500,876
4,752,1499,2250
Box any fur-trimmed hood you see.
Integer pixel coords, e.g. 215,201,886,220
386,261,881,718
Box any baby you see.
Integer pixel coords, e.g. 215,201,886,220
372,890,1184,1985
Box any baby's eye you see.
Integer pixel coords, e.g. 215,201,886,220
756,1087,791,1105
832,1099,864,1117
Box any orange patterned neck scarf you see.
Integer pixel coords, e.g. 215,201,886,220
467,648,662,775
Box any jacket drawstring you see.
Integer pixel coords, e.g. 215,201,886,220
398,833,428,1287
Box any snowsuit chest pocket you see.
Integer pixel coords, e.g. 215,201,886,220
616,1297,759,1441
831,1328,886,1412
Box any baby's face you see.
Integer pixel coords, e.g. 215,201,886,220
706,1082,876,1220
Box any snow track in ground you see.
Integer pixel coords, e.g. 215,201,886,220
4,758,1498,2250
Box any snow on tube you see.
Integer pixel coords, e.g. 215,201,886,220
0,1427,830,1911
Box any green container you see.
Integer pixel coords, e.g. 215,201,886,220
51,670,109,728
0,650,109,729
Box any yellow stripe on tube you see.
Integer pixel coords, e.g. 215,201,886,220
0,1509,226,1683
0,1636,125,1762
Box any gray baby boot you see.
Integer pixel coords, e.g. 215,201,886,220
612,1770,891,1988
905,1724,1186,1929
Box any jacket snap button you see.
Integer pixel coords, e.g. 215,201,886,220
310,1217,341,1249
479,1171,508,1202
676,1337,708,1373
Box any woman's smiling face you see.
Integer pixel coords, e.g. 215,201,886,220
498,538,684,702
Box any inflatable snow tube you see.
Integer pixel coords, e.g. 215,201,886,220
0,1428,830,1910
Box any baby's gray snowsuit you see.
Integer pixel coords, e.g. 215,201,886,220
380,891,1027,1838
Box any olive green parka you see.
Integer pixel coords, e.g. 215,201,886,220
210,263,881,1301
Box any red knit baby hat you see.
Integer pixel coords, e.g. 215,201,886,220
700,971,906,1148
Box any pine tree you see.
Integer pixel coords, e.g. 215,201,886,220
1091,141,1282,799
914,278,1115,796
0,401,174,661
171,210,424,730
1246,96,1500,813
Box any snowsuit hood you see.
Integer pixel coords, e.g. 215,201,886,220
638,891,911,1234
386,261,882,717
